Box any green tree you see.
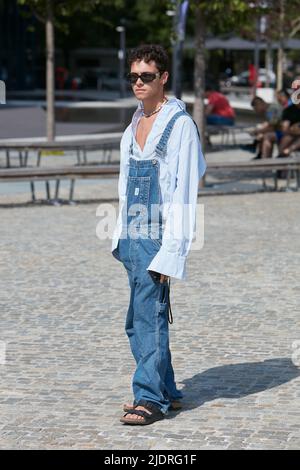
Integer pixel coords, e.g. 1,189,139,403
238,1,300,90
18,0,124,141
186,0,261,151
261,0,300,90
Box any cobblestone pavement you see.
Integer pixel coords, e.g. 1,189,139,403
0,191,300,449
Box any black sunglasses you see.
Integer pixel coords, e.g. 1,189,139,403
126,72,161,84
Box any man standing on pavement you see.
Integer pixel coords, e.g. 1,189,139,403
111,44,206,425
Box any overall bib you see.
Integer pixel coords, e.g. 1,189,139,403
114,111,187,414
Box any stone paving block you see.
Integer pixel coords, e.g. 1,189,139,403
0,192,299,449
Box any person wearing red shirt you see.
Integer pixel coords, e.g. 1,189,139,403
205,85,235,126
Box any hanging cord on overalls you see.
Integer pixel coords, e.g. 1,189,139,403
167,278,173,324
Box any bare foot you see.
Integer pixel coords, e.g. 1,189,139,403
123,403,135,410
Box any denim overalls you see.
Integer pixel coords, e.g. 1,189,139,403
114,111,187,414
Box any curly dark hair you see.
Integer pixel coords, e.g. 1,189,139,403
127,44,169,74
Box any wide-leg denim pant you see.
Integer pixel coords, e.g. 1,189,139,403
113,157,182,414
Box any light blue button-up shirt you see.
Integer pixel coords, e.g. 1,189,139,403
111,97,207,280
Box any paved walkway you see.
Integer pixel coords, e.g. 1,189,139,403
0,191,299,449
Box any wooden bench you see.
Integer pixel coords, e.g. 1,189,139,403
0,136,121,168
206,156,300,191
207,123,252,146
0,156,299,205
0,164,120,204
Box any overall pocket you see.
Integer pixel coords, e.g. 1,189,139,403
126,176,150,206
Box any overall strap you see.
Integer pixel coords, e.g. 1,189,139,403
155,110,187,159
191,117,201,141
129,135,133,156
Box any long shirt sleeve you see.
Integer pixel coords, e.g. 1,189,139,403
147,117,206,280
111,126,130,247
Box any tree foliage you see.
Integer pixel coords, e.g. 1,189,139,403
17,0,124,32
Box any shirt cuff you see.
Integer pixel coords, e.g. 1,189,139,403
147,246,187,280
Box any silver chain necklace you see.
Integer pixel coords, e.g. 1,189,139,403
141,97,168,118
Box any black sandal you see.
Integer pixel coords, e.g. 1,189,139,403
120,401,164,425
123,399,182,413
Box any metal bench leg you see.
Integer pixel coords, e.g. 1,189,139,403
232,129,237,146
69,179,76,203
6,150,10,168
37,150,41,166
76,149,81,165
55,179,60,199
274,172,278,191
19,151,23,167
224,130,229,146
24,150,29,167
296,169,300,191
51,179,62,206
30,182,36,202
83,149,87,164
45,180,51,200
42,180,63,206
286,169,292,190
21,150,27,167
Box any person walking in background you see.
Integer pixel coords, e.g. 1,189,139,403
111,44,206,425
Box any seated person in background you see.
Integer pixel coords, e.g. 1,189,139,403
292,78,300,91
276,88,292,109
276,100,300,157
248,96,283,159
255,88,293,158
205,85,235,126
260,82,300,162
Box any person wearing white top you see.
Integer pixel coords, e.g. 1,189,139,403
112,44,206,425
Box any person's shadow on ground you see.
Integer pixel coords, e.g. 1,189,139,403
167,358,300,419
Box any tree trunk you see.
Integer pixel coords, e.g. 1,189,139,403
277,46,284,91
193,3,206,148
193,2,206,187
265,39,273,88
276,0,285,91
46,0,55,141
